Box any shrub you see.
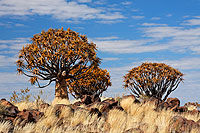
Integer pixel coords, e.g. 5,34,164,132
10,88,44,105
10,88,31,103
123,62,183,101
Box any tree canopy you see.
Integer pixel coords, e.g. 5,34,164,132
16,27,102,99
67,66,111,99
123,62,184,101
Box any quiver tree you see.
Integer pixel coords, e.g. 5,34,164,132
123,62,183,101
66,66,111,99
16,27,100,99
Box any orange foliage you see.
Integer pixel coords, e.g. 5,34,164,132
67,66,111,99
124,62,183,101
16,27,103,98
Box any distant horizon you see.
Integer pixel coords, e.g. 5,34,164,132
0,0,200,104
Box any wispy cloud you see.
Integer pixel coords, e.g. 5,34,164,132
92,21,200,54
102,57,120,61
0,38,29,51
142,23,167,26
121,1,132,5
166,14,172,17
132,16,145,19
97,12,125,20
0,0,125,22
94,36,119,40
182,19,200,25
77,0,92,3
94,39,167,54
96,20,123,24
151,17,161,20
0,55,16,67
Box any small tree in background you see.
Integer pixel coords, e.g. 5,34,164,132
67,66,111,99
123,62,183,101
16,28,100,99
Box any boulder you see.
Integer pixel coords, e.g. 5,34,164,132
174,106,188,113
81,94,101,105
169,116,200,132
99,98,118,113
158,97,180,111
13,109,44,127
0,98,19,117
166,98,180,108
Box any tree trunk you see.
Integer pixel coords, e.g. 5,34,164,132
55,79,69,99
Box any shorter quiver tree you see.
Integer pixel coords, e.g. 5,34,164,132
16,27,100,100
123,62,183,101
67,66,111,99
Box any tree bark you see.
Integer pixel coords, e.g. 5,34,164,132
55,79,69,99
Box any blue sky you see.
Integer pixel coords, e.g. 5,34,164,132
0,0,200,104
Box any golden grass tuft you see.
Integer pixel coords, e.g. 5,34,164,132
15,101,37,111
51,97,70,106
1,97,200,132
0,121,12,133
107,109,127,132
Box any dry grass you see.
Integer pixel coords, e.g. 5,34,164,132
0,97,199,133
0,121,12,133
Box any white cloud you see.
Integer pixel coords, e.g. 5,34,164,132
97,12,125,20
142,23,167,26
0,0,124,22
151,17,161,20
77,0,92,3
142,25,200,54
15,23,25,27
0,38,29,68
182,19,200,25
132,9,139,12
0,38,29,50
94,36,119,40
0,44,8,49
0,55,17,67
132,16,145,19
94,39,168,54
155,58,200,70
166,14,172,17
121,1,132,5
96,20,123,24
102,57,120,61
190,46,200,54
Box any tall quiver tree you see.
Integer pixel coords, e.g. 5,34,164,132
16,28,100,99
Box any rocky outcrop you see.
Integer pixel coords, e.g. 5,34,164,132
0,99,44,127
169,116,200,132
0,98,19,117
158,97,188,112
81,94,101,105
13,109,44,127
